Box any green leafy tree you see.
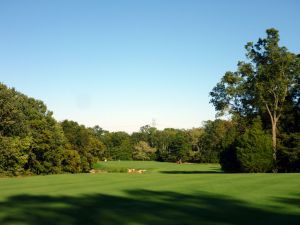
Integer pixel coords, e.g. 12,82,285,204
158,129,191,162
0,136,31,175
132,141,156,160
155,128,177,161
277,133,300,172
199,120,237,163
186,128,204,162
236,118,274,172
0,84,30,137
22,99,67,174
170,132,191,163
210,28,300,164
101,131,133,160
61,120,106,172
131,125,158,148
220,118,273,172
187,128,203,152
0,83,71,175
61,149,82,173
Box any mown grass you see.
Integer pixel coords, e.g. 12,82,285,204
93,161,221,173
0,161,299,225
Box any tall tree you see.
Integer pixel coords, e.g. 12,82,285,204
210,28,300,164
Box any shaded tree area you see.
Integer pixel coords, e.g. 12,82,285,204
210,28,300,172
0,190,299,225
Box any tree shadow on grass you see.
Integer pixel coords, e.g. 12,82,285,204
274,193,300,209
0,190,299,225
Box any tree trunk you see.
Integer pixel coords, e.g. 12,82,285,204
271,117,278,173
266,104,279,172
271,120,277,161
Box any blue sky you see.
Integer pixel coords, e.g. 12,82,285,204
0,0,300,132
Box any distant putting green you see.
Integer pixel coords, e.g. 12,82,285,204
0,161,299,225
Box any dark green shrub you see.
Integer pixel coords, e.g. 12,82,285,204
220,142,240,172
236,118,273,172
220,118,274,173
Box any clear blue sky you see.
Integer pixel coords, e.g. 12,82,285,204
1,0,300,132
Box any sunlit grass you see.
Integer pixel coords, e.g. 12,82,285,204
93,161,222,173
0,162,299,225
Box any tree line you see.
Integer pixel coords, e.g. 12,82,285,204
0,82,229,176
0,81,248,175
0,28,299,175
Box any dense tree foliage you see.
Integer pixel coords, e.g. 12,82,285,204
0,136,31,175
60,120,105,172
0,83,105,175
221,118,273,173
0,83,68,175
132,141,156,160
101,132,133,160
277,132,300,172
0,80,225,176
198,120,237,163
211,28,300,172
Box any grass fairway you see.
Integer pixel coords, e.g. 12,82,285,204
0,162,299,225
